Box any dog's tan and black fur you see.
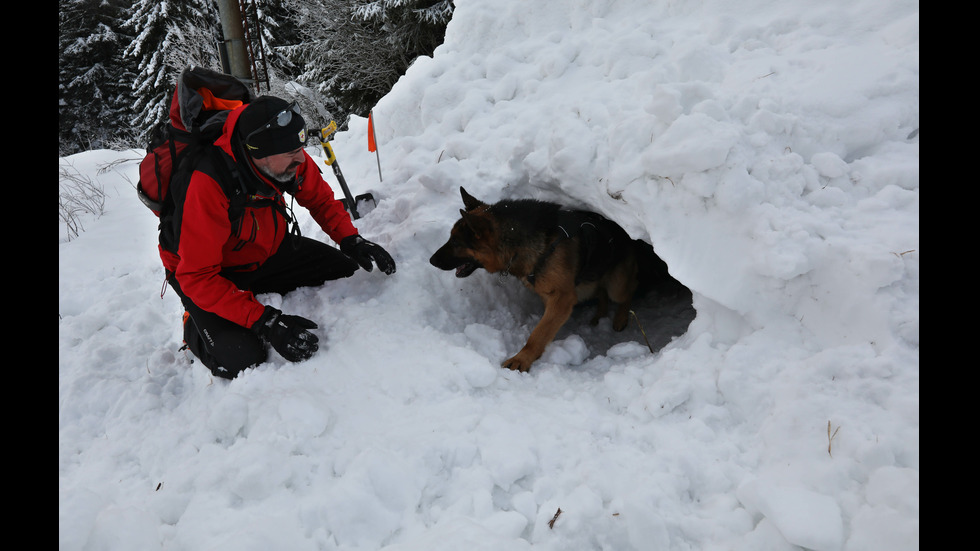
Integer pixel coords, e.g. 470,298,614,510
430,187,672,372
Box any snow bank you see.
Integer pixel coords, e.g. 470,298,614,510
59,0,918,549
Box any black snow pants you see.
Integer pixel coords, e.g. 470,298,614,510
167,234,359,379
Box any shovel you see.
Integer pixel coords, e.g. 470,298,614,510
311,121,376,220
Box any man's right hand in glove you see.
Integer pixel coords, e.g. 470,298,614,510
252,306,319,362
340,234,397,275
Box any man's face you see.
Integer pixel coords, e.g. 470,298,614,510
253,147,305,184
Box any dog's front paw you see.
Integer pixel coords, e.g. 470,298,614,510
502,354,533,372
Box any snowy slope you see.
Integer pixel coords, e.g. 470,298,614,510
59,0,918,549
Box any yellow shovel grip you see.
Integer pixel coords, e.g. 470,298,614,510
318,122,339,165
322,141,336,166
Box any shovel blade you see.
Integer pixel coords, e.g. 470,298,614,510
340,193,378,219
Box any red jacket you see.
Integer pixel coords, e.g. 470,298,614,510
159,104,358,329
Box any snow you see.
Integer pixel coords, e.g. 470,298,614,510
59,0,918,549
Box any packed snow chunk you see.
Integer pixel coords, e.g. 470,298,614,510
810,151,849,179
865,466,918,516
643,113,740,176
734,517,801,551
714,165,766,213
849,141,919,192
380,516,533,551
543,483,605,535
846,505,918,551
476,414,538,489
737,480,843,551
606,341,651,359
621,488,672,550
482,510,529,539
82,505,161,551
205,392,249,443
277,393,332,439
635,378,693,418
846,468,918,551
229,443,292,501
644,85,684,126
464,323,508,361
541,334,589,365
194,515,318,551
751,221,814,281
60,488,105,550
451,337,501,388
326,448,423,549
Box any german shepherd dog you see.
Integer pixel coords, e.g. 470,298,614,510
430,187,662,372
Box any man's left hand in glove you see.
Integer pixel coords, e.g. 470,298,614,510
340,235,396,275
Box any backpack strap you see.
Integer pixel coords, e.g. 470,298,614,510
201,144,248,222
157,136,235,254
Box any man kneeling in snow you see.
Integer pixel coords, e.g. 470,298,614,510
161,96,395,379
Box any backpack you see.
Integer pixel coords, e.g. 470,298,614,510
136,66,255,248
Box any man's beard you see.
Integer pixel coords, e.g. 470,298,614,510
257,162,300,184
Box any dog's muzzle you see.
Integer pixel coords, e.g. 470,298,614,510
430,250,481,278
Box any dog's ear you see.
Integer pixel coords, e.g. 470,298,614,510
460,187,485,211
460,208,492,238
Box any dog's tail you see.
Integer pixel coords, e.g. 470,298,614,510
634,240,687,298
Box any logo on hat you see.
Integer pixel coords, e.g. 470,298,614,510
297,128,306,144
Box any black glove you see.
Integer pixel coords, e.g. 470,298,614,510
340,234,396,275
252,306,319,362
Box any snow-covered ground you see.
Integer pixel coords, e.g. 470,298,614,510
59,0,918,549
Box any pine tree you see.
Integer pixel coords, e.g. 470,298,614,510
58,0,138,155
281,0,453,125
123,0,223,144
58,0,454,153
353,0,453,58
253,0,304,87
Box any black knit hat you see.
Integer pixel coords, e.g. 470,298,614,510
238,96,307,159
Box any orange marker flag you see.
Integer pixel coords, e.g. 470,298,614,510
367,111,377,152
368,110,382,181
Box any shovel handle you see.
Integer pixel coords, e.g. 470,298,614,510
311,122,360,219
321,141,337,166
